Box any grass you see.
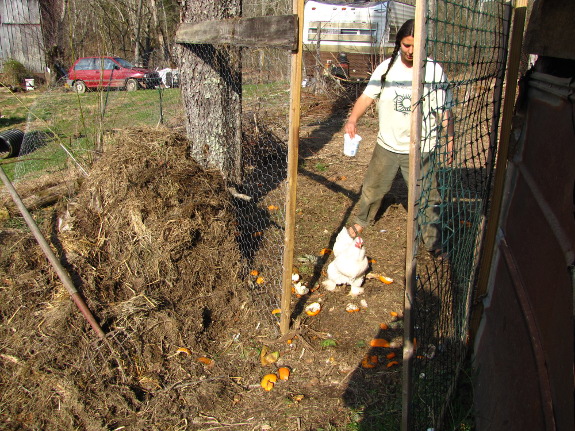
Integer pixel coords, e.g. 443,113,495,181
0,86,184,182
1,81,290,183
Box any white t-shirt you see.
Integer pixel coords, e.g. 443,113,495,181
363,56,453,154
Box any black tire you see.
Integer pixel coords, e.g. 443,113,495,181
73,80,86,94
126,79,139,92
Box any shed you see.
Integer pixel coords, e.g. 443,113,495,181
472,0,575,429
0,0,45,74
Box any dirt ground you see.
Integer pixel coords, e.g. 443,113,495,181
0,88,412,430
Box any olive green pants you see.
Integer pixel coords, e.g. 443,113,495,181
353,144,442,251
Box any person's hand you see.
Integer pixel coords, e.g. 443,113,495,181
344,119,357,139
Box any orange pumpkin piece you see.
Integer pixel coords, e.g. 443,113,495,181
267,205,279,211
176,347,192,356
390,311,398,317
361,355,379,368
271,308,281,315
386,361,399,368
386,352,396,359
319,248,332,256
256,276,265,285
250,270,259,276
379,323,389,330
370,338,390,348
277,367,291,380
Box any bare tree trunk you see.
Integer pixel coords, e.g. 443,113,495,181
39,0,70,84
176,0,242,183
149,0,170,63
133,0,144,65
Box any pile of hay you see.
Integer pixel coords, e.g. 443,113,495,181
0,128,262,429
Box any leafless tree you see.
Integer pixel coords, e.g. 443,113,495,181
39,0,179,70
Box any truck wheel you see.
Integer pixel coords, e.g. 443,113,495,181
74,80,86,94
126,79,139,92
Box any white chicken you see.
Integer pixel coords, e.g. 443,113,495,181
322,227,369,296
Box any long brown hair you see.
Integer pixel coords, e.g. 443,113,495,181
380,19,415,86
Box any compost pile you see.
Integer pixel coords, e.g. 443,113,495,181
0,129,263,430
1,99,410,430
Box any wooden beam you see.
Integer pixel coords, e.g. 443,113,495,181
471,0,528,341
402,1,427,430
280,0,304,335
175,15,298,50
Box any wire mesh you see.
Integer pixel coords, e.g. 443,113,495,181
178,0,293,335
3,0,293,338
409,0,510,429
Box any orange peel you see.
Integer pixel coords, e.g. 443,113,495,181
277,367,291,380
361,355,379,369
305,302,321,316
345,303,360,313
370,338,390,348
378,275,394,284
261,373,278,391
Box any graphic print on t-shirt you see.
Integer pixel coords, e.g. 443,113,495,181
393,92,411,115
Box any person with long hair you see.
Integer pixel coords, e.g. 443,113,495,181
344,19,454,257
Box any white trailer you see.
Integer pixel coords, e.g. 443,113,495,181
302,0,415,80
303,0,415,54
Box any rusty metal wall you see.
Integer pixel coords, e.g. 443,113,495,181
473,68,575,430
0,0,45,73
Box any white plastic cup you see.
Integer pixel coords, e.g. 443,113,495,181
343,133,362,157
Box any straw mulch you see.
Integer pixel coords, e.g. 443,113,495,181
0,128,263,430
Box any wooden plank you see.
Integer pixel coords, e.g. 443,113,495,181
280,0,304,335
175,15,298,50
471,0,528,340
402,1,426,430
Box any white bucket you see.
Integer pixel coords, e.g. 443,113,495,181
343,133,362,157
24,79,35,91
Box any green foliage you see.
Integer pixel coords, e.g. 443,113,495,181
320,339,337,348
1,59,31,88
